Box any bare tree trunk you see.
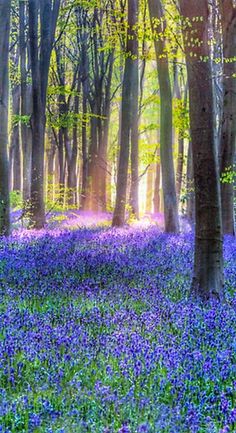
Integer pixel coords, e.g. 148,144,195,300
112,0,138,227
180,0,224,301
11,86,22,192
146,164,154,213
219,1,236,235
20,0,32,205
67,90,79,206
80,86,88,210
0,0,10,235
47,135,56,204
186,141,195,222
153,158,161,214
129,8,139,219
86,115,99,211
98,51,114,212
148,0,179,233
29,0,60,228
174,67,186,205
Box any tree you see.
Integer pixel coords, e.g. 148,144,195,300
219,0,236,235
0,0,11,236
29,0,60,228
86,5,115,212
19,0,32,205
148,0,179,233
112,0,139,226
129,0,139,219
180,0,224,301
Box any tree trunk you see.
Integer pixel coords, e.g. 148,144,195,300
219,1,236,235
80,84,88,210
58,129,65,206
153,157,161,214
173,56,186,206
86,115,99,211
67,90,78,207
11,85,21,192
180,0,224,301
20,0,32,205
148,0,179,233
29,0,60,228
112,0,138,227
97,51,114,212
146,164,154,213
129,16,139,219
186,141,195,222
47,136,56,204
0,0,11,235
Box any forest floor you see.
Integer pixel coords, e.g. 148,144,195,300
0,212,236,433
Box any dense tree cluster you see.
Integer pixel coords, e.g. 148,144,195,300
0,0,235,300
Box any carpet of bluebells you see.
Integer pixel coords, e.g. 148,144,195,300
0,212,236,433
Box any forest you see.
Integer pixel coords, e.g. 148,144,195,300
0,0,236,432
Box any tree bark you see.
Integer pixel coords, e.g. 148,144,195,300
67,87,79,206
20,0,32,205
29,0,60,228
98,50,114,212
146,164,154,213
112,0,138,226
186,141,195,222
129,6,139,219
219,0,236,235
11,85,22,192
0,0,11,236
80,90,88,210
148,0,179,233
180,0,224,301
174,65,186,205
47,134,56,204
153,157,161,214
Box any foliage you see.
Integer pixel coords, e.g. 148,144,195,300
10,191,23,210
221,166,236,185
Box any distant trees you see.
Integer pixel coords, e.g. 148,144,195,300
29,0,60,228
180,0,224,301
0,0,11,236
148,0,179,233
112,0,139,227
19,0,32,205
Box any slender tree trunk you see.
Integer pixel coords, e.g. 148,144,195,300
80,84,88,210
29,0,60,228
11,86,21,192
98,51,114,212
129,11,139,219
173,57,185,205
67,88,79,206
186,141,195,222
112,0,138,227
146,164,154,213
176,137,184,203
58,129,65,205
29,0,45,227
20,0,32,205
153,157,161,214
87,115,99,211
180,0,224,301
0,0,11,235
47,137,56,204
148,0,179,233
219,1,236,235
